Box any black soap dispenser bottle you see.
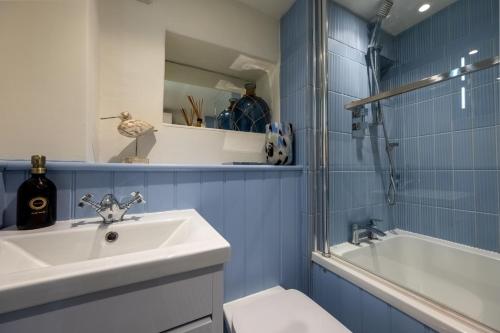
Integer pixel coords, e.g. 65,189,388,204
16,155,57,230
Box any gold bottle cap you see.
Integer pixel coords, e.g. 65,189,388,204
244,82,256,96
31,155,47,174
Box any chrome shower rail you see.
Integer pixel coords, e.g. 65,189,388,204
345,56,500,111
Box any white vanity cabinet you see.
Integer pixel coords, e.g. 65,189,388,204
0,210,230,333
0,267,224,333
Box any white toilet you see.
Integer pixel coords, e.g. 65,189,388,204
224,287,351,333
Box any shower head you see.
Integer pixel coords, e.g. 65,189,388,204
376,0,393,18
369,0,393,46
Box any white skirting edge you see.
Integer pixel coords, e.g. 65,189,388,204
312,252,496,333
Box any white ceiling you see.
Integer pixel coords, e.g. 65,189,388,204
332,0,457,35
139,0,457,34
233,0,458,35
234,0,295,19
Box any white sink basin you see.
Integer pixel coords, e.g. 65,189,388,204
3,218,187,267
0,210,230,314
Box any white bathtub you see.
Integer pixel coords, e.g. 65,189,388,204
312,230,500,333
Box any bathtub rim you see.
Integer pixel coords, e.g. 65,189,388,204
330,229,500,260
312,250,497,333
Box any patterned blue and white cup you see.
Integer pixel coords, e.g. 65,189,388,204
265,122,293,165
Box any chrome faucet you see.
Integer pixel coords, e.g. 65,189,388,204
351,219,387,245
78,192,145,223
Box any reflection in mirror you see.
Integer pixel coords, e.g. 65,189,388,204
163,64,242,127
164,31,276,133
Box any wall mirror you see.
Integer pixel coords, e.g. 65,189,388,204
163,31,277,133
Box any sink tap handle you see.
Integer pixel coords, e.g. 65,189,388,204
78,193,102,209
120,191,146,209
131,191,145,204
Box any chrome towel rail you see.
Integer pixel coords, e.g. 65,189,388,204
345,56,500,111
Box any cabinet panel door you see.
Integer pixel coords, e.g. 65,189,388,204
0,272,213,333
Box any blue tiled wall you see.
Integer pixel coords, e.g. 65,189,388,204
381,0,500,252
327,2,394,245
280,0,315,293
327,0,500,252
311,263,438,333
0,162,304,302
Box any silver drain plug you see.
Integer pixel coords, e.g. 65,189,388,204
105,231,119,243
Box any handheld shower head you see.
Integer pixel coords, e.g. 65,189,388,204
369,0,393,46
376,0,393,18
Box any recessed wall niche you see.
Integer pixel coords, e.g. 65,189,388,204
163,31,279,132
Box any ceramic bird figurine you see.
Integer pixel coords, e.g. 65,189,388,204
101,112,154,138
114,112,154,138
100,112,155,164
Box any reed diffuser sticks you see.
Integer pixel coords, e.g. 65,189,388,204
187,96,204,127
179,96,204,127
180,106,192,126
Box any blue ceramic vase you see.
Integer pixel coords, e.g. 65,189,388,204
233,83,271,133
217,98,237,130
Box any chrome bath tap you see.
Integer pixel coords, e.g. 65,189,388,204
78,192,145,223
351,219,387,245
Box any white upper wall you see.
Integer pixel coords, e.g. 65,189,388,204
0,0,99,162
86,0,100,162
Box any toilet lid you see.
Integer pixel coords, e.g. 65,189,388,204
231,289,351,333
